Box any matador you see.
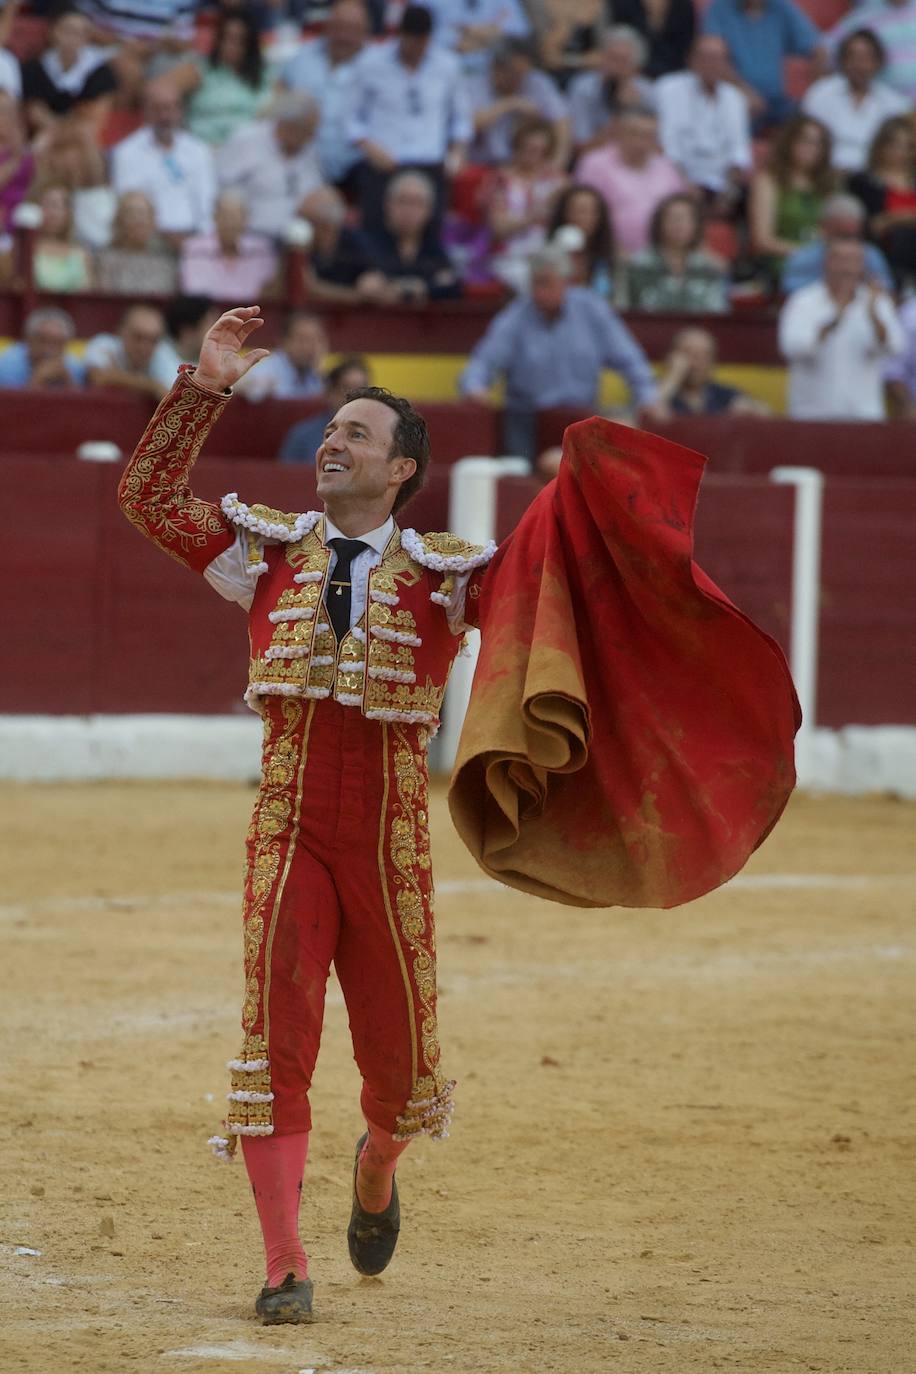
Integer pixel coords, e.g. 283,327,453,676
118,306,800,1325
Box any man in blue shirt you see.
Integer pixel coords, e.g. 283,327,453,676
278,355,370,463
277,1,371,185
346,4,472,230
781,193,895,293
0,307,85,389
236,310,327,403
459,245,661,462
703,0,826,127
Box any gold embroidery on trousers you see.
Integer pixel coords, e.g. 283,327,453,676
241,700,304,1030
386,726,455,1140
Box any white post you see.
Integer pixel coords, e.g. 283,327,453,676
436,456,530,771
770,466,825,782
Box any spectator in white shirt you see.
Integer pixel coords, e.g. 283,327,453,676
347,4,473,229
111,80,217,241
466,36,569,168
236,310,328,403
277,0,371,186
568,25,656,156
216,92,328,242
802,28,909,174
655,35,752,205
779,237,904,419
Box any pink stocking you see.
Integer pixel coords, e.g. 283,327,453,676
241,1131,309,1287
356,1122,410,1213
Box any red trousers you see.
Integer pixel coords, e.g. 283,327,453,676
221,696,454,1149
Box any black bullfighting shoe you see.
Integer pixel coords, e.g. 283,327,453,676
347,1131,401,1276
254,1272,314,1324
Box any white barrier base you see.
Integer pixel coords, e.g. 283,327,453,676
0,717,915,796
0,714,263,782
800,726,916,798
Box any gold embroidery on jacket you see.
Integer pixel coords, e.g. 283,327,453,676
365,677,442,718
249,655,309,689
417,531,489,562
118,377,229,566
367,641,417,673
368,604,419,636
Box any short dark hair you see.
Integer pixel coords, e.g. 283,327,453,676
492,36,538,65
285,308,322,336
400,4,432,36
345,385,430,514
324,354,369,390
51,4,86,23
839,27,886,69
165,294,214,338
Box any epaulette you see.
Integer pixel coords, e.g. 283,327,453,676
400,528,497,573
221,493,321,543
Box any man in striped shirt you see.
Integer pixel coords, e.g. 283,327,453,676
74,0,196,43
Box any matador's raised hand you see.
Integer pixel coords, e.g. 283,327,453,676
192,305,271,393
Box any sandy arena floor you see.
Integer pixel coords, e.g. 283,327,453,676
0,782,913,1374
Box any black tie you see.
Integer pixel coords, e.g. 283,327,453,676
326,538,368,642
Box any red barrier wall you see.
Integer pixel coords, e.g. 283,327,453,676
6,390,916,481
4,452,915,726
0,389,502,467
3,457,450,716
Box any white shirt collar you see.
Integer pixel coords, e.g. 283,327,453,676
323,513,394,555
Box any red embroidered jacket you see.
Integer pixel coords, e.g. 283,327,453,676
118,370,495,727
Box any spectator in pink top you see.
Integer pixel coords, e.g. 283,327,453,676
180,190,279,300
0,92,33,232
575,105,685,255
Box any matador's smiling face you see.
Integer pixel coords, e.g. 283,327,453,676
316,397,416,517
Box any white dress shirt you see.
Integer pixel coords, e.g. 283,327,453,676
204,511,471,632
111,126,217,235
346,41,473,163
216,120,325,240
655,72,752,193
801,74,909,173
779,281,904,419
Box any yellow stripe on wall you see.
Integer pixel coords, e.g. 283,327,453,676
0,340,788,415
355,354,789,414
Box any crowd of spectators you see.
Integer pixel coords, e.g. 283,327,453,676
1,0,916,457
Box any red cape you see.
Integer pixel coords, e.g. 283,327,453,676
448,417,801,909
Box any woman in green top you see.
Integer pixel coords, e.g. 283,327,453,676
182,10,271,147
617,192,729,313
32,182,93,292
749,115,836,290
